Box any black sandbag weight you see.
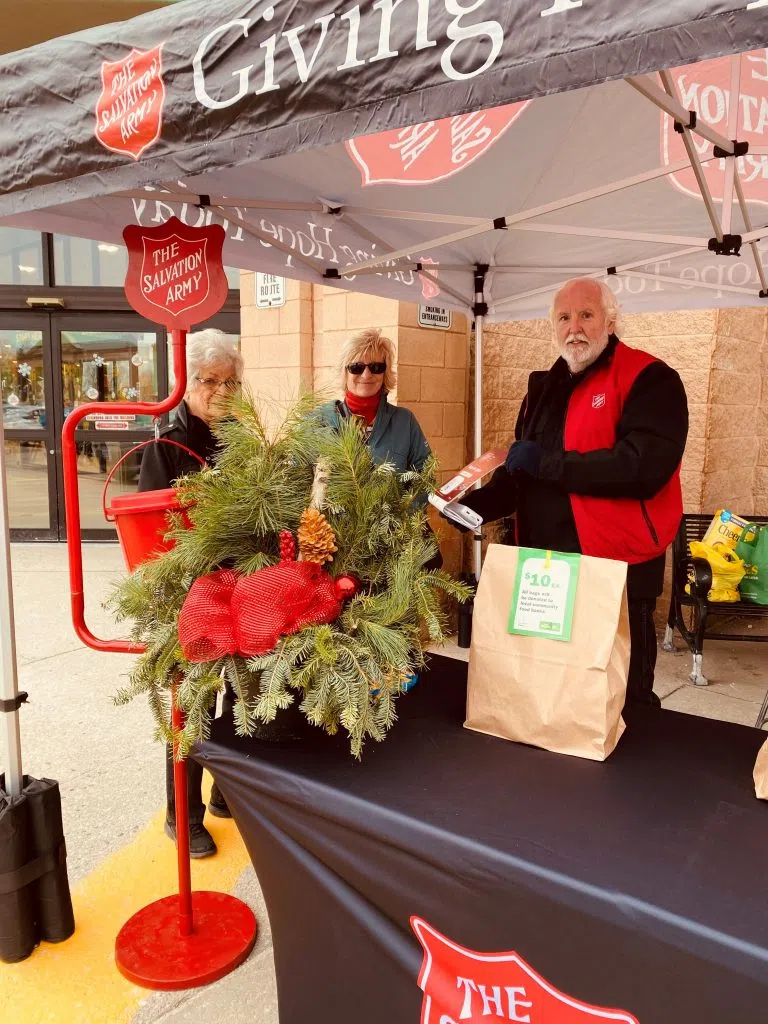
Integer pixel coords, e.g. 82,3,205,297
0,775,75,963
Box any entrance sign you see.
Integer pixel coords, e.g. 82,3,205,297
508,548,581,642
85,413,137,423
418,305,452,329
256,274,286,309
123,217,228,330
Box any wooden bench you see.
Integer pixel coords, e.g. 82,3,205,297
664,513,768,728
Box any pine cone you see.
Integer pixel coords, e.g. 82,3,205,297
298,508,337,565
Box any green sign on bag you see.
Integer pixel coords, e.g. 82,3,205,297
508,548,581,642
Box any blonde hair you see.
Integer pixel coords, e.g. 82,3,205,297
549,278,623,335
337,328,397,394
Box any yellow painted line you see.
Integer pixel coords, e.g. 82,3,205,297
0,778,252,1024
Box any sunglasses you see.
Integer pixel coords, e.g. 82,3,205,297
346,361,386,376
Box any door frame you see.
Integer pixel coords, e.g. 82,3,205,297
0,310,61,540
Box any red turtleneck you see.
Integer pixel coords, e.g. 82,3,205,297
344,390,381,426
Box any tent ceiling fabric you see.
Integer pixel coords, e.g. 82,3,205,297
0,0,767,320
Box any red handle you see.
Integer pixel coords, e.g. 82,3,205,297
63,329,189,654
102,437,205,522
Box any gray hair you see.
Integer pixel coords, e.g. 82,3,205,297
186,329,243,382
550,278,623,334
337,327,397,393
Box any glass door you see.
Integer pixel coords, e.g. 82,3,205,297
51,313,163,539
0,313,59,538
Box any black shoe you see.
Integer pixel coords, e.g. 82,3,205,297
208,783,232,819
164,819,217,858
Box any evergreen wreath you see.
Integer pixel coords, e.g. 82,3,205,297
110,393,471,757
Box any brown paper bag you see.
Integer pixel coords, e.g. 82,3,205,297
754,738,768,800
466,543,630,761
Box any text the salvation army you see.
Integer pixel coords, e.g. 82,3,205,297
142,241,204,304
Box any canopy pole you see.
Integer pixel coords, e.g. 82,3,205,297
0,414,23,798
473,265,488,582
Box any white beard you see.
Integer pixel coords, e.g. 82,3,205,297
561,331,610,373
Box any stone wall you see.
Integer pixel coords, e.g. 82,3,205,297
703,309,768,516
476,310,720,515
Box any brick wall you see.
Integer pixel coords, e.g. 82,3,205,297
240,274,470,574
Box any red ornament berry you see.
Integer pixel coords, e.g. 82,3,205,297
279,531,297,563
334,574,360,601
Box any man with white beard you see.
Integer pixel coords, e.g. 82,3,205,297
458,278,689,707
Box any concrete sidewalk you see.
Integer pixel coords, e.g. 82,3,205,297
1,543,278,1024
1,541,767,1023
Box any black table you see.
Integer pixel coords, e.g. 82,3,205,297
196,655,768,1023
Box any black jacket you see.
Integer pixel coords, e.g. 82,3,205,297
137,401,219,492
462,336,688,599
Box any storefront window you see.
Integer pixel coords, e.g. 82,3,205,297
53,235,128,287
54,234,241,290
5,440,49,529
75,439,141,532
61,330,158,428
0,228,44,286
0,329,46,430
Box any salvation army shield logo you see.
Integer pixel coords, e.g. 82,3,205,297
347,103,529,187
411,918,639,1024
122,217,228,330
662,49,768,205
419,257,441,300
95,45,166,160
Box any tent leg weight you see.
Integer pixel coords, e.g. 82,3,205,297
0,775,75,963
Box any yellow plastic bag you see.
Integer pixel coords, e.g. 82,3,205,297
686,541,746,602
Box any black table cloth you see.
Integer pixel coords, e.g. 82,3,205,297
196,655,768,1023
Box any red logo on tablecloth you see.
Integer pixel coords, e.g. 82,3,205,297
662,49,768,205
411,918,639,1023
122,217,228,330
95,45,166,160
347,103,528,186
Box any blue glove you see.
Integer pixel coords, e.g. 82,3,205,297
505,440,542,477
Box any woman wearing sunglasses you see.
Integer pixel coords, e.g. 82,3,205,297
320,327,442,568
323,327,431,475
138,328,243,859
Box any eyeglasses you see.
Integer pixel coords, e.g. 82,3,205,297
346,361,386,376
194,376,241,392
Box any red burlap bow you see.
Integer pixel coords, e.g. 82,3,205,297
178,561,342,663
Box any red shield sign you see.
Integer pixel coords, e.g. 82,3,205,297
95,45,166,160
662,49,768,206
123,217,228,330
419,257,441,300
347,103,529,186
411,918,639,1024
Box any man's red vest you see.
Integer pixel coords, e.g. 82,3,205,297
563,341,682,564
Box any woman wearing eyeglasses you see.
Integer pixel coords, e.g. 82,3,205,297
138,328,243,859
